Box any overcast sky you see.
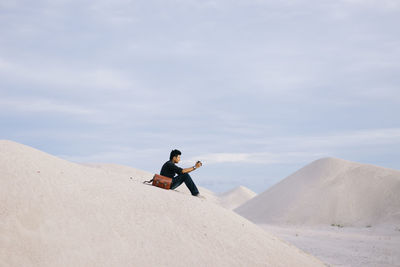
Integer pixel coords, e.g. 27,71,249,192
1,0,400,193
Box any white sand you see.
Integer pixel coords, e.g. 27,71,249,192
218,186,257,210
261,224,400,267
235,157,400,266
0,140,324,267
235,157,400,227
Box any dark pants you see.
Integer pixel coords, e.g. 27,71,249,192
171,173,199,196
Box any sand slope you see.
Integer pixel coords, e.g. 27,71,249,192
0,140,323,267
235,157,400,227
219,186,257,210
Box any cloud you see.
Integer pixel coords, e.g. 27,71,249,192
340,0,400,10
182,128,400,165
183,151,323,165
244,128,400,153
0,58,135,92
281,128,400,150
0,97,97,116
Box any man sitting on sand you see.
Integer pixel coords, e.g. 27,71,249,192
160,149,203,197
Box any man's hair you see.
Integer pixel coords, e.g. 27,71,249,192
170,149,181,160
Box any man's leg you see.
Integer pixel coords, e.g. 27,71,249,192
171,173,199,196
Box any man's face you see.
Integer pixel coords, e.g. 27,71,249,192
173,155,181,163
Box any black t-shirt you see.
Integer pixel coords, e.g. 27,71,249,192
160,160,183,178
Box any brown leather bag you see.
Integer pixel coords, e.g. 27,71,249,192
144,174,172,190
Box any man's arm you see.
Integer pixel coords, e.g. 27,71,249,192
181,161,202,174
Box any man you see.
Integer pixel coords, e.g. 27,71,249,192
160,149,203,197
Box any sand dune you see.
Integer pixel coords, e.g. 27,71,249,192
0,140,323,267
219,186,257,210
235,157,400,227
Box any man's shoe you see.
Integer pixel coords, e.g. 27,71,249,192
194,194,206,199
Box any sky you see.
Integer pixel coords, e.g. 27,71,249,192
1,0,400,193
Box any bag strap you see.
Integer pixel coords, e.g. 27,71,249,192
143,174,155,184
143,178,153,184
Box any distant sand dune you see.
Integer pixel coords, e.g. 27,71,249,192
0,140,323,267
235,157,400,227
219,186,257,210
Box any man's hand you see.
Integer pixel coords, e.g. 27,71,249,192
195,161,202,168
181,161,203,174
